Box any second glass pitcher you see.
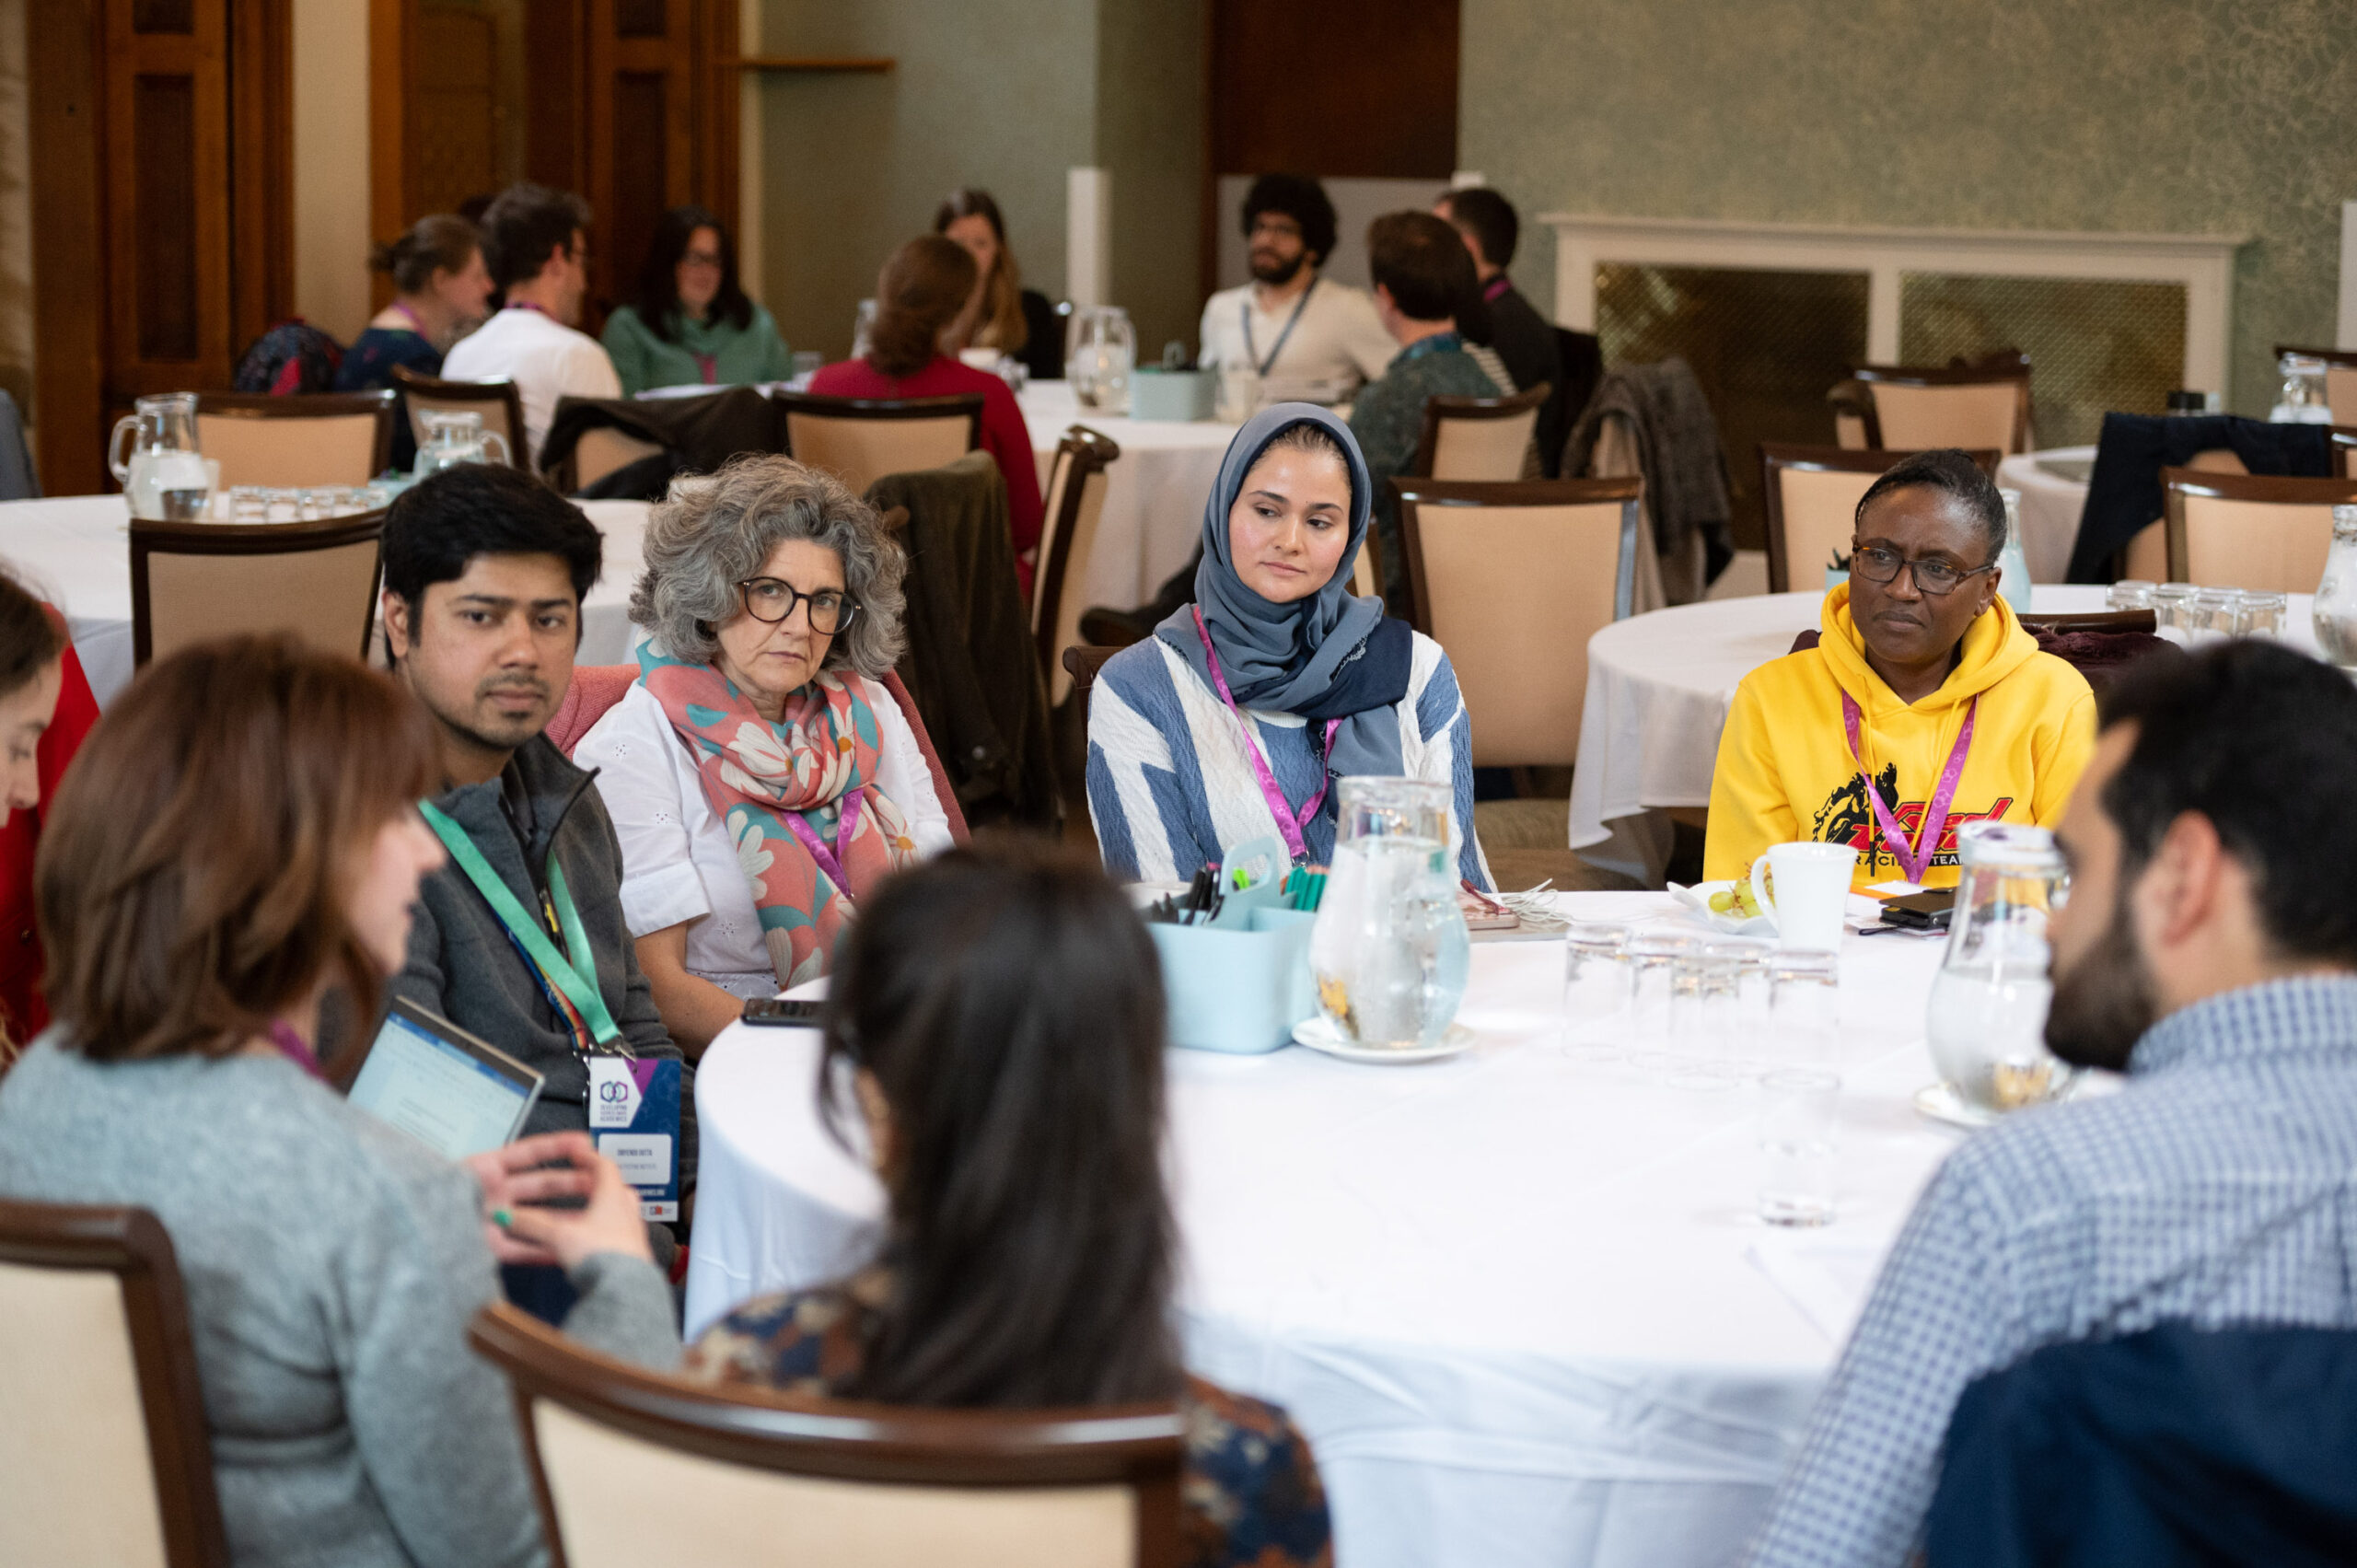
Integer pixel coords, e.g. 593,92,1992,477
1925,821,2071,1112
109,392,210,520
412,411,512,480
1306,777,1471,1049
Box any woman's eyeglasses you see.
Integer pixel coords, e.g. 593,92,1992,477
737,577,860,633
679,250,725,270
1850,544,1994,597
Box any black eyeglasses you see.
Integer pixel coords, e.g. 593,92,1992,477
737,577,860,633
1850,544,1995,597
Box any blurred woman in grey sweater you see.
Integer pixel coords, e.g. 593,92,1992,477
0,636,678,1568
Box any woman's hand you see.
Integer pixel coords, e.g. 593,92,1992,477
463,1131,655,1272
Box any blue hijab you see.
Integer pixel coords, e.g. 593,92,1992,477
1155,404,1413,778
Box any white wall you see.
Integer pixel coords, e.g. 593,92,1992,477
292,0,374,343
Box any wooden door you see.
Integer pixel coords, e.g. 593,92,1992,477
583,0,737,317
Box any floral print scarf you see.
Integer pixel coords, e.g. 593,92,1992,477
637,643,917,985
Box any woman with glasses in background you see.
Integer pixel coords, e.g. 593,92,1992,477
575,457,955,1055
600,204,791,396
1704,447,2095,892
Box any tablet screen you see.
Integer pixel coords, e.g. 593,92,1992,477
348,1001,542,1161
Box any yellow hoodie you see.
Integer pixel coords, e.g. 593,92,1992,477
1704,585,2096,892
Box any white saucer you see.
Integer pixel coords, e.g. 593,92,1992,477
1913,1077,2079,1129
1292,1015,1475,1064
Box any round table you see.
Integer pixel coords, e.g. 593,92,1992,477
1018,381,1237,612
1995,445,2096,585
684,892,1980,1568
0,494,652,704
1566,585,2321,877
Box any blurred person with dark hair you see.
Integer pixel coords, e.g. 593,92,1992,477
441,182,621,468
1197,174,1396,411
600,204,790,396
1347,210,1504,609
935,188,1063,383
688,839,1333,1568
809,236,1046,589
0,564,92,1060
0,634,677,1568
1745,638,2357,1568
1434,185,1568,474
338,214,497,470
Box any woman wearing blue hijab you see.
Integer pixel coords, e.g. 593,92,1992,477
1086,404,1492,888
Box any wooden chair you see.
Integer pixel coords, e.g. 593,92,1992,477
1393,475,1643,768
567,426,668,492
1035,426,1121,705
2330,426,2357,480
1840,358,2034,456
130,507,388,668
192,390,396,488
1062,645,1121,724
775,391,984,498
469,1302,1184,1568
2274,344,2357,424
0,1200,228,1568
389,365,525,465
1759,444,2004,594
1411,381,1550,482
2161,468,2357,592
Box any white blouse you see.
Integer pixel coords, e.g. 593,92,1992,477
575,679,957,998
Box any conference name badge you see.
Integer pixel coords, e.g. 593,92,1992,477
586,1056,682,1222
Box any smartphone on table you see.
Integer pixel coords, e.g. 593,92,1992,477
741,996,826,1028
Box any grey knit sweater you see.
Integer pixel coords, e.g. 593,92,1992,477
0,1035,679,1568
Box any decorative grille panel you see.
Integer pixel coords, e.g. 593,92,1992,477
1898,274,2186,448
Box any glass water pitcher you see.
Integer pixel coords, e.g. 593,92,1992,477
2270,353,2333,424
1307,777,1471,1049
412,411,511,481
1925,822,2071,1113
108,392,210,520
1066,306,1135,413
2315,505,2357,674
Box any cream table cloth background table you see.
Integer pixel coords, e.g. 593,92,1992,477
1018,381,1238,614
1565,584,2322,881
1994,445,2096,586
683,891,1985,1568
0,494,653,704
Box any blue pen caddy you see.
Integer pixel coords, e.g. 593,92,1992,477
1146,837,1317,1054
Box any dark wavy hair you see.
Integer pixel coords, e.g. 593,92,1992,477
1367,210,1491,341
1241,173,1338,266
1435,186,1519,270
0,563,62,702
370,214,482,296
933,189,1028,356
866,236,978,380
477,182,590,292
817,840,1182,1409
633,203,752,343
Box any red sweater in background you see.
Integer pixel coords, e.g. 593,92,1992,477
0,616,99,1049
807,355,1044,592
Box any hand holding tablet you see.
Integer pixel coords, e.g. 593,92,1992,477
462,1131,654,1271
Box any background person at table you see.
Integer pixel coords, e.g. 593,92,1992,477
934,187,1062,384
440,182,622,470
0,634,676,1568
600,203,791,396
379,466,694,1267
1086,405,1492,889
578,458,954,1053
1743,640,2357,1568
1433,185,1567,475
687,840,1332,1568
0,568,93,1059
810,236,1047,592
1198,174,1397,411
1704,449,2093,893
337,213,496,472
1348,210,1502,611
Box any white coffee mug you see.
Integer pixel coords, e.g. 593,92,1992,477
1750,842,1859,951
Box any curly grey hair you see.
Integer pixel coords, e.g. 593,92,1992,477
629,456,907,678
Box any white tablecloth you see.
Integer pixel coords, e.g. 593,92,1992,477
0,494,653,703
684,891,1981,1568
1566,585,2321,866
1018,382,1238,612
1996,445,2096,586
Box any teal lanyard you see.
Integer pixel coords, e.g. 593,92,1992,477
418,801,623,1048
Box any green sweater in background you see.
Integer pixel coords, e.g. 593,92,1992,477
1348,332,1501,610
600,303,792,395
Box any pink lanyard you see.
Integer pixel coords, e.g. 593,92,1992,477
1841,694,1977,883
693,352,719,384
268,1021,326,1082
1192,608,1340,864
780,794,865,888
390,300,427,335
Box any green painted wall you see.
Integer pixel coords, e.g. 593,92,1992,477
1458,0,2357,414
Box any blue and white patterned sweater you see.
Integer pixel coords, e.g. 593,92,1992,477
1086,630,1492,889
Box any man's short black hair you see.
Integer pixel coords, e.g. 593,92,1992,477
1240,174,1337,267
2096,640,2357,967
1367,211,1481,327
1437,186,1518,270
381,464,603,625
478,182,591,292
1855,447,2007,563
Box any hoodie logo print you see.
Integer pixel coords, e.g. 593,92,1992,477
1812,769,2014,873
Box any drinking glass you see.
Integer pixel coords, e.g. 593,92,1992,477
229,485,268,523
1624,932,1699,1076
1701,937,1774,1076
1768,948,1840,1069
2189,587,2240,642
790,350,825,385
2105,579,2155,611
1758,1070,1841,1227
2238,591,2287,639
1562,919,1633,1052
2150,582,2198,638
2315,506,2357,673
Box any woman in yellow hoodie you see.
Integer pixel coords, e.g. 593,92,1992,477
1706,448,2095,893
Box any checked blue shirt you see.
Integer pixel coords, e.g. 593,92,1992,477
1744,974,2357,1568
